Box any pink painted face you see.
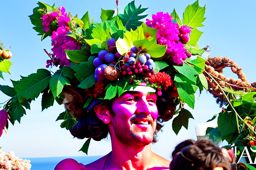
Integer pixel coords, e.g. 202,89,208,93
109,86,158,145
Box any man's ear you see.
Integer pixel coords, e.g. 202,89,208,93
94,104,111,124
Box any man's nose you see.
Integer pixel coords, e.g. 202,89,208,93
135,98,150,115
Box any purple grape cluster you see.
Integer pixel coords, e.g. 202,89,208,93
121,47,155,77
93,38,120,81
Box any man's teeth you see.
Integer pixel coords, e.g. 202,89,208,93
133,121,150,125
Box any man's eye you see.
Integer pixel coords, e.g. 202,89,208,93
147,98,156,103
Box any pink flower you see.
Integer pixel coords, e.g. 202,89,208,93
0,109,8,137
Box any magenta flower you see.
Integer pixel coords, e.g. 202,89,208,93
0,109,8,137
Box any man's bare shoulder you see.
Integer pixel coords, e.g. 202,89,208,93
83,155,107,170
151,153,170,169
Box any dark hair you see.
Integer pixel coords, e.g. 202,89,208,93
63,85,177,141
170,139,231,170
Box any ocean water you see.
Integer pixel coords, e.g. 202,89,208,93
28,156,100,170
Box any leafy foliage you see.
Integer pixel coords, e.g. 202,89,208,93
172,108,194,134
119,0,148,30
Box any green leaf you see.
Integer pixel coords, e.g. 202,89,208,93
183,0,206,28
172,108,194,134
171,9,182,26
41,89,54,111
188,28,203,46
134,39,166,58
119,0,148,30
174,63,198,83
154,61,169,73
79,138,91,154
78,74,95,89
176,82,195,108
58,111,76,130
56,111,66,121
0,72,3,79
5,97,26,124
0,85,16,97
13,69,51,100
100,9,115,21
104,83,118,100
92,23,111,42
66,50,89,63
198,73,208,90
0,59,12,73
81,11,90,30
186,44,205,56
71,59,94,81
50,70,70,98
188,56,206,73
217,111,238,143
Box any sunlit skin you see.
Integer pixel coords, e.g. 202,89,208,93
55,86,170,170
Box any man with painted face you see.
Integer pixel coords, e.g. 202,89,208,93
55,83,173,170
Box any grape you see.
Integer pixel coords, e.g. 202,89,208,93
146,59,155,70
130,46,137,53
127,57,136,65
115,52,121,59
98,50,108,61
107,38,116,47
93,57,102,67
104,52,115,63
144,53,151,60
138,54,147,64
129,52,137,58
94,64,107,81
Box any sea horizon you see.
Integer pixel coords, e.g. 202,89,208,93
25,156,100,170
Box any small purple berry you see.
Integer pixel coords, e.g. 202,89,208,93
138,54,147,64
93,57,103,67
104,53,115,63
130,46,137,53
127,57,136,65
98,50,108,61
107,38,116,48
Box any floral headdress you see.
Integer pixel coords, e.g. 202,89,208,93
0,1,208,152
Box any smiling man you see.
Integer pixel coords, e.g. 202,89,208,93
55,85,171,170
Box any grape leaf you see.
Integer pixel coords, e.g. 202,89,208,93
176,82,195,108
174,63,198,83
81,11,90,30
71,58,94,81
0,59,12,73
50,69,70,98
154,61,169,73
183,0,206,28
13,69,51,100
172,108,194,134
188,28,203,46
119,0,147,30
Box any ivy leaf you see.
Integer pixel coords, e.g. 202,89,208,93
172,108,194,134
171,9,182,26
79,138,91,154
50,69,70,98
183,0,206,28
13,69,51,100
119,0,147,30
104,83,117,100
0,85,16,97
78,74,95,89
66,50,90,63
100,9,115,22
41,89,54,111
0,59,12,73
217,111,238,143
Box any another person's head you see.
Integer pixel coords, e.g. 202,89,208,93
170,139,231,170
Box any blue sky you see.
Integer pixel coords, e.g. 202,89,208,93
0,0,256,159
